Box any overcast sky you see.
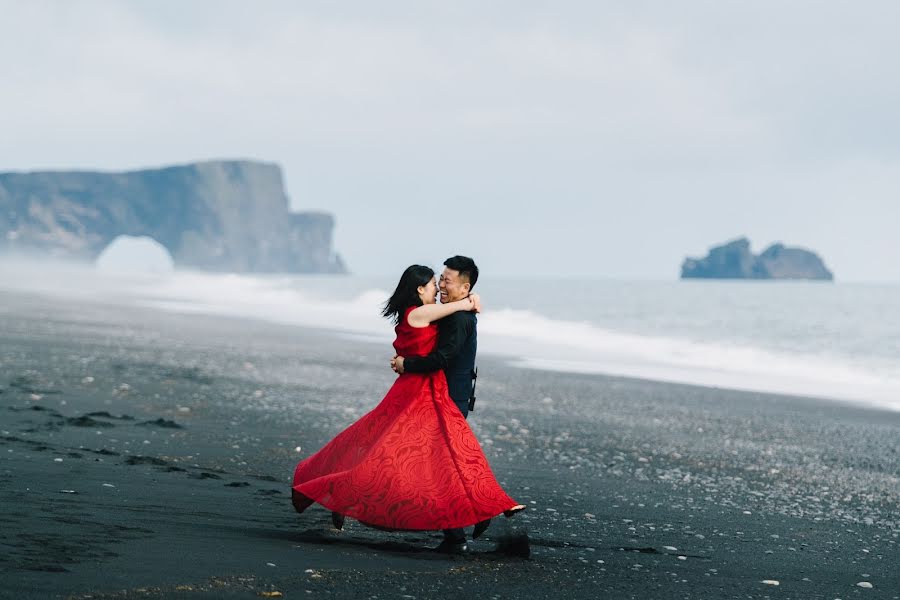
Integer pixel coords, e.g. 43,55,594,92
2,1,899,281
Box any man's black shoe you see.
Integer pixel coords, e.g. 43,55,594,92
472,518,491,539
433,539,468,555
331,511,345,530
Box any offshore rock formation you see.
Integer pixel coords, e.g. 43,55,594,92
681,237,833,280
0,160,346,273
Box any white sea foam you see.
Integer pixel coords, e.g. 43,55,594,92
480,308,900,411
2,259,899,411
137,274,900,411
138,272,391,338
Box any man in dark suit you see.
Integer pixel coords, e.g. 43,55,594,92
391,255,482,553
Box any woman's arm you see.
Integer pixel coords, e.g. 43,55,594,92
407,293,480,328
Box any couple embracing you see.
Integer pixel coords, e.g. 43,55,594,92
291,256,524,554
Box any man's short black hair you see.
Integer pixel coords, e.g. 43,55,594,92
444,255,479,289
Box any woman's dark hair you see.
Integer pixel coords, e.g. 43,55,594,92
382,264,435,324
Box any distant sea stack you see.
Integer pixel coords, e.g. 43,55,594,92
0,160,346,273
681,237,833,281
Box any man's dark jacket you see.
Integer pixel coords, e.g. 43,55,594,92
403,311,477,417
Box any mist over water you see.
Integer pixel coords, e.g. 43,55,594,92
3,257,900,412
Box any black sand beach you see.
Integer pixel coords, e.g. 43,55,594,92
1,290,898,599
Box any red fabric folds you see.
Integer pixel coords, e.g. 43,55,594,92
292,307,519,530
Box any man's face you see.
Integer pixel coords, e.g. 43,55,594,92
439,267,470,303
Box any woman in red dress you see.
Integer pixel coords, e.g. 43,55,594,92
291,264,524,538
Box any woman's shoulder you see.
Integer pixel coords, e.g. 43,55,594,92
398,305,418,326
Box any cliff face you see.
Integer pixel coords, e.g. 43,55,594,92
0,160,345,273
681,237,833,280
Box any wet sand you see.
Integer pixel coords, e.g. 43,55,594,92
1,290,898,599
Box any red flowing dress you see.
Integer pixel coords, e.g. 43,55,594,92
291,307,521,530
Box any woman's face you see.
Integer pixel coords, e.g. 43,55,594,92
417,277,438,305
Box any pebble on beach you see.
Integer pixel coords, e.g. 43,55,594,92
761,580,780,586
857,582,874,589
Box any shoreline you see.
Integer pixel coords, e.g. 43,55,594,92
147,303,900,416
2,261,898,412
97,289,900,414
2,289,899,598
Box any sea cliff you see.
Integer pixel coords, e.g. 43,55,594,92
0,160,345,273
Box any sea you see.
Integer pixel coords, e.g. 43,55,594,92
3,259,899,412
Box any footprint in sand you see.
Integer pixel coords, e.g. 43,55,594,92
66,416,116,428
124,455,169,466
188,472,222,480
136,418,183,429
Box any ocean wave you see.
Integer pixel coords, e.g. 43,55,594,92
139,272,392,338
480,307,900,411
141,274,900,411
3,260,898,411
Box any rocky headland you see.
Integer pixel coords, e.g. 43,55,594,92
0,160,345,273
681,237,833,280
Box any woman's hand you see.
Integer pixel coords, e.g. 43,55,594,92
467,292,481,313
